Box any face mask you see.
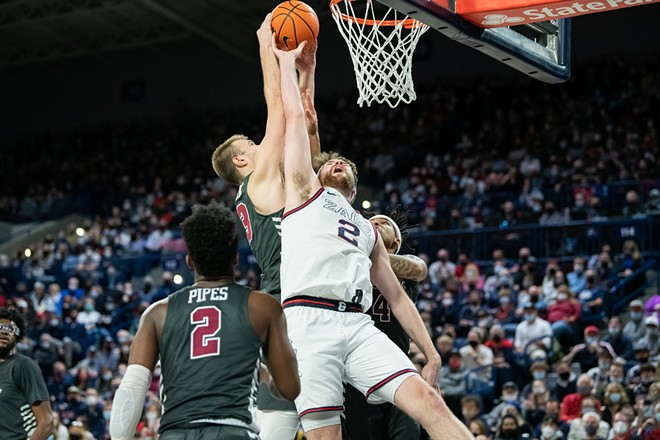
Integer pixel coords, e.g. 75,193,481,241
40,342,50,349
104,411,111,421
103,373,113,382
442,298,453,307
609,393,621,403
598,361,610,370
608,327,620,337
469,340,478,348
638,356,649,364
500,296,510,305
145,411,158,421
524,313,536,322
574,265,584,273
533,386,546,395
541,426,556,439
610,376,622,383
584,424,598,435
493,335,502,343
86,396,98,406
630,311,642,321
578,386,592,395
648,328,659,337
655,412,660,423
586,337,598,344
559,372,571,381
557,293,568,301
462,410,477,420
121,345,130,354
613,421,628,435
50,319,59,327
501,429,518,438
502,393,518,402
84,303,94,312
533,371,546,380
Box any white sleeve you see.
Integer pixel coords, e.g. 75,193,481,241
109,364,152,440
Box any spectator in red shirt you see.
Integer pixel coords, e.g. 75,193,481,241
560,374,600,422
547,284,581,354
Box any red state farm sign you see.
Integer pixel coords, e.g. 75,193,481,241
453,0,658,28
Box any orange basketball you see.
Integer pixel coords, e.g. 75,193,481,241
271,1,320,51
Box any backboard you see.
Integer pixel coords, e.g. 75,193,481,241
377,0,573,83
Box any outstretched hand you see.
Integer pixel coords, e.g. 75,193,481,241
257,13,274,48
296,38,317,73
272,34,307,63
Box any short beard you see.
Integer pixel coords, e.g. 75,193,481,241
0,341,16,359
321,173,355,199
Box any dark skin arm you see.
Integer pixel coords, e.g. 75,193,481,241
30,400,54,440
127,300,165,372
249,291,300,401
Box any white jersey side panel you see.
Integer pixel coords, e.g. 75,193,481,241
280,188,377,310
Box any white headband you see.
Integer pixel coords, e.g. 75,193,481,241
370,215,402,254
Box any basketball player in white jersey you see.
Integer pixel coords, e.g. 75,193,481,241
273,38,475,440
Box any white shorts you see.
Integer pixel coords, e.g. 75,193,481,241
283,303,417,426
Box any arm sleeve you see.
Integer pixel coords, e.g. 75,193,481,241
16,357,50,404
109,364,151,440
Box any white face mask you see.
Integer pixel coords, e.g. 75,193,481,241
541,426,556,439
613,421,628,435
86,396,98,406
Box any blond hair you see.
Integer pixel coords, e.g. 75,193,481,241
211,134,248,186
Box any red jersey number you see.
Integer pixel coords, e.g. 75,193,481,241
236,203,253,243
190,306,221,359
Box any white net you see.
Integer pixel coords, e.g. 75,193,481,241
330,0,429,108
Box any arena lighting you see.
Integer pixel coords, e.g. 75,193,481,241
173,274,184,285
362,200,372,209
24,248,31,258
75,227,85,237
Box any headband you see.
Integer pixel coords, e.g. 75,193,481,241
370,214,402,254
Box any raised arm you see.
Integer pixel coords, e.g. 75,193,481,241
251,14,286,183
272,39,322,210
297,41,320,158
370,237,441,386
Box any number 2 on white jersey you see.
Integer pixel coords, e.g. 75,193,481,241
190,306,221,359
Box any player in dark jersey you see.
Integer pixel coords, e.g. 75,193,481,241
343,207,428,440
0,306,54,440
211,14,319,439
109,203,299,440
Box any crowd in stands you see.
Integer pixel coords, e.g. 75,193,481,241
0,54,659,439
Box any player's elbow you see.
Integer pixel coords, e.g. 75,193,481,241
411,262,428,282
272,376,301,402
39,411,55,436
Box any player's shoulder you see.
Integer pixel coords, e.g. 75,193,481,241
249,290,282,311
139,297,169,327
10,353,40,371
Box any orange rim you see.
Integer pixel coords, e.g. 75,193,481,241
329,0,424,29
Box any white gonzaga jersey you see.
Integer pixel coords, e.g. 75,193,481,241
281,187,378,310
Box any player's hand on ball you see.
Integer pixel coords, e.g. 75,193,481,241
257,13,274,48
272,34,307,62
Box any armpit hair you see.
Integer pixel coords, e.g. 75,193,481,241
293,171,311,201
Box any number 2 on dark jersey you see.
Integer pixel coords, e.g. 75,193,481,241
190,306,221,359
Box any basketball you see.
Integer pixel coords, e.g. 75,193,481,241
271,1,320,51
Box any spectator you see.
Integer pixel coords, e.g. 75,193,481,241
600,382,630,425
469,418,489,438
622,190,646,218
461,395,487,428
568,410,608,440
460,327,494,380
560,375,598,422
634,316,659,361
436,334,455,364
428,249,456,290
553,360,577,403
495,413,525,439
567,258,587,296
80,387,105,440
610,410,642,440
514,301,552,355
547,284,581,354
563,326,617,373
538,414,565,440
439,349,468,416
626,346,653,387
487,381,520,427
646,188,660,214
604,316,634,360
459,290,488,336
624,300,647,343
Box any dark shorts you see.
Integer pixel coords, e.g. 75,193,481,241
160,425,260,440
343,384,420,440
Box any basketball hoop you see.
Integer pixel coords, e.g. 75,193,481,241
330,0,429,108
